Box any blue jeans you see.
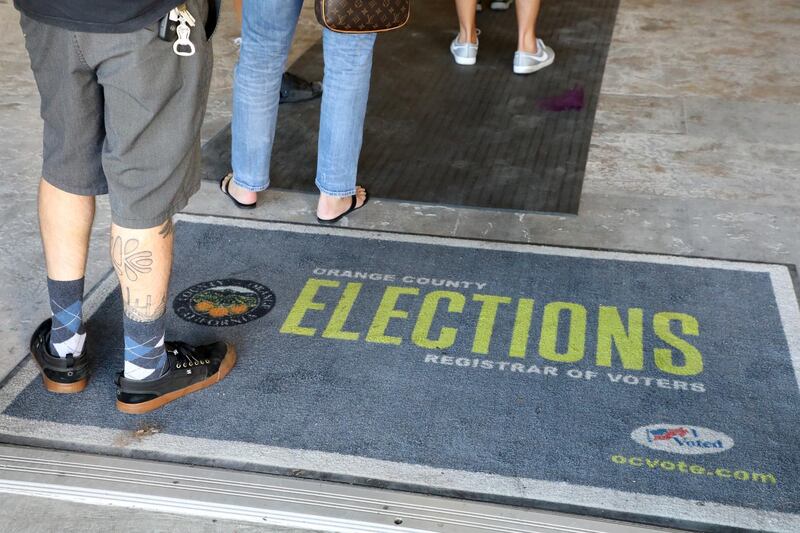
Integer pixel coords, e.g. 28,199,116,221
231,0,376,197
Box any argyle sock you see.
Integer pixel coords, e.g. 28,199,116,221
47,278,86,358
123,314,168,381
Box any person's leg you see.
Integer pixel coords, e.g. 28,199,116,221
451,0,479,65
229,0,304,204
516,0,542,53
230,0,321,106
87,0,234,412
315,29,375,220
39,181,94,282
110,220,172,379
233,0,242,25
454,0,479,44
512,0,553,74
39,180,94,357
95,0,212,380
20,12,106,371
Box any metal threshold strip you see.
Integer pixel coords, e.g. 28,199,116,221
0,444,676,533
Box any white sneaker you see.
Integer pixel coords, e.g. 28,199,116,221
450,34,479,66
490,0,514,10
513,38,555,75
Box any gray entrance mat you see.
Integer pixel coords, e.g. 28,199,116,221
202,0,619,213
2,214,799,532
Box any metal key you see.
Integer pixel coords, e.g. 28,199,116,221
176,4,196,26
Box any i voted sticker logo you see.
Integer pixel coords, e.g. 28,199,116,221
631,424,734,455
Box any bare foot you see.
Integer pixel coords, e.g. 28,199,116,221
227,178,258,205
316,186,368,220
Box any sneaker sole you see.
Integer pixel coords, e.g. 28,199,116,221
452,54,477,66
490,1,513,10
32,356,88,394
116,344,237,415
513,53,555,75
43,374,88,394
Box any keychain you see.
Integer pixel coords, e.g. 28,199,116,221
170,4,196,57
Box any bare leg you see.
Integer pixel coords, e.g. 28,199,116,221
39,179,94,281
110,219,174,323
516,0,542,53
454,0,479,44
233,0,242,25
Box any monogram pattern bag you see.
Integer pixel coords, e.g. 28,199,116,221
316,0,411,33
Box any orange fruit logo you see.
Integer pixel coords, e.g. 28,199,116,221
173,279,275,327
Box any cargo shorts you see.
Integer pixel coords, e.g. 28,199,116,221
19,0,213,229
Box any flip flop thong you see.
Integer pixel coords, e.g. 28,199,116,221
316,191,369,224
219,173,257,210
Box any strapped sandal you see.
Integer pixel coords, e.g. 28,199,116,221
316,190,369,224
219,173,257,210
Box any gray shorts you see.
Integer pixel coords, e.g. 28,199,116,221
19,0,213,229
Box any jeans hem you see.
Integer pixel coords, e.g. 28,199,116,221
316,179,357,198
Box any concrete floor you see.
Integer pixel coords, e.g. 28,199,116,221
2,0,799,380
0,494,316,533
1,0,799,529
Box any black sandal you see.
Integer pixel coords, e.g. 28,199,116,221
219,173,256,210
316,190,369,224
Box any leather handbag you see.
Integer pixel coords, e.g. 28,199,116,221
316,0,411,33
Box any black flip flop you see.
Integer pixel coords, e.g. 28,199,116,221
219,173,256,210
316,191,369,224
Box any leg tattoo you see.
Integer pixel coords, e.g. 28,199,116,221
158,218,175,239
111,237,154,282
123,287,167,322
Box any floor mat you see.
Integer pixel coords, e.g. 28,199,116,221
202,0,619,213
2,215,799,532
